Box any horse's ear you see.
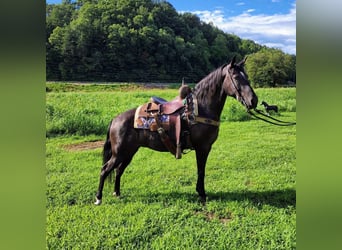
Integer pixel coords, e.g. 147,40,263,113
238,56,247,66
229,55,237,67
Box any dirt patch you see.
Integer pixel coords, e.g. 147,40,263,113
64,140,105,151
219,217,233,225
194,211,233,225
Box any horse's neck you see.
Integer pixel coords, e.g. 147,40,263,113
193,80,227,121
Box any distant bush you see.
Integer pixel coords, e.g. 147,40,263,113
221,100,251,122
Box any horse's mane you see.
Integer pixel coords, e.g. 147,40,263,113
193,64,227,104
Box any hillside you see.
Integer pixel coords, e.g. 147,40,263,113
46,0,295,85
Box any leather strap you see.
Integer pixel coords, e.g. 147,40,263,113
153,113,177,156
194,116,220,126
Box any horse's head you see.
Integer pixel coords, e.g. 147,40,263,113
223,56,258,110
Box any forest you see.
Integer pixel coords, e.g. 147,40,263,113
46,0,296,87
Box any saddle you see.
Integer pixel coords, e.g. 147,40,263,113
134,85,192,159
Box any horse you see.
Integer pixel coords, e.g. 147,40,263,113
94,56,258,205
260,101,278,114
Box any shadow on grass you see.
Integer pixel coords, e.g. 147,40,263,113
137,188,295,208
207,188,296,208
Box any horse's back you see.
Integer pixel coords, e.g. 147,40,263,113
108,108,137,147
109,108,169,152
111,108,136,127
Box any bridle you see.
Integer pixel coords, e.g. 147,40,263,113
226,66,296,127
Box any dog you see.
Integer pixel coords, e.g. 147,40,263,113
261,101,278,115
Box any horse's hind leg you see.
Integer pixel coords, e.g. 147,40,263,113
94,157,120,205
113,148,139,197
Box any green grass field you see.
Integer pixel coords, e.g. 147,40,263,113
46,83,296,249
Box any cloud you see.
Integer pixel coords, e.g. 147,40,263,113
189,3,296,54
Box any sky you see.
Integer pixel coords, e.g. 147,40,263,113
46,0,296,55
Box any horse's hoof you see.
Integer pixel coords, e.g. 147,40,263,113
199,196,207,205
94,198,102,205
113,192,120,197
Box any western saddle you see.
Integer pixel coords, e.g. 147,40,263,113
134,84,192,159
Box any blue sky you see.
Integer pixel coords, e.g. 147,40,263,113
46,0,296,54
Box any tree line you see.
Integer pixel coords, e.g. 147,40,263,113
46,0,296,87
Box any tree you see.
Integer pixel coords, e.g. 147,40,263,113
210,33,230,67
245,49,296,87
46,0,295,84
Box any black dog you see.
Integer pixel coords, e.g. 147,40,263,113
261,101,278,114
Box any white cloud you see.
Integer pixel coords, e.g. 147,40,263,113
236,2,245,6
189,3,296,54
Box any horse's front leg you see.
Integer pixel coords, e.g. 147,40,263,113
195,147,211,203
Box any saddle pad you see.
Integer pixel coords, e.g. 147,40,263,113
134,104,170,131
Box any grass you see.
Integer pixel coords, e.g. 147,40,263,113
46,83,296,136
46,83,296,249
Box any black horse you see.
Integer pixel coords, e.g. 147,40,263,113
261,101,278,114
95,56,258,205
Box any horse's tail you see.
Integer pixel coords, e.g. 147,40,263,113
102,120,112,165
102,120,115,183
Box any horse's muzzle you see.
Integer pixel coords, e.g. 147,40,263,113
250,95,258,109
244,95,258,110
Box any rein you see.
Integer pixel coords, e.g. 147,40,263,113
227,66,296,127
248,109,296,126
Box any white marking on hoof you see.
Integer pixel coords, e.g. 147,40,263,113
113,192,121,198
94,198,102,205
